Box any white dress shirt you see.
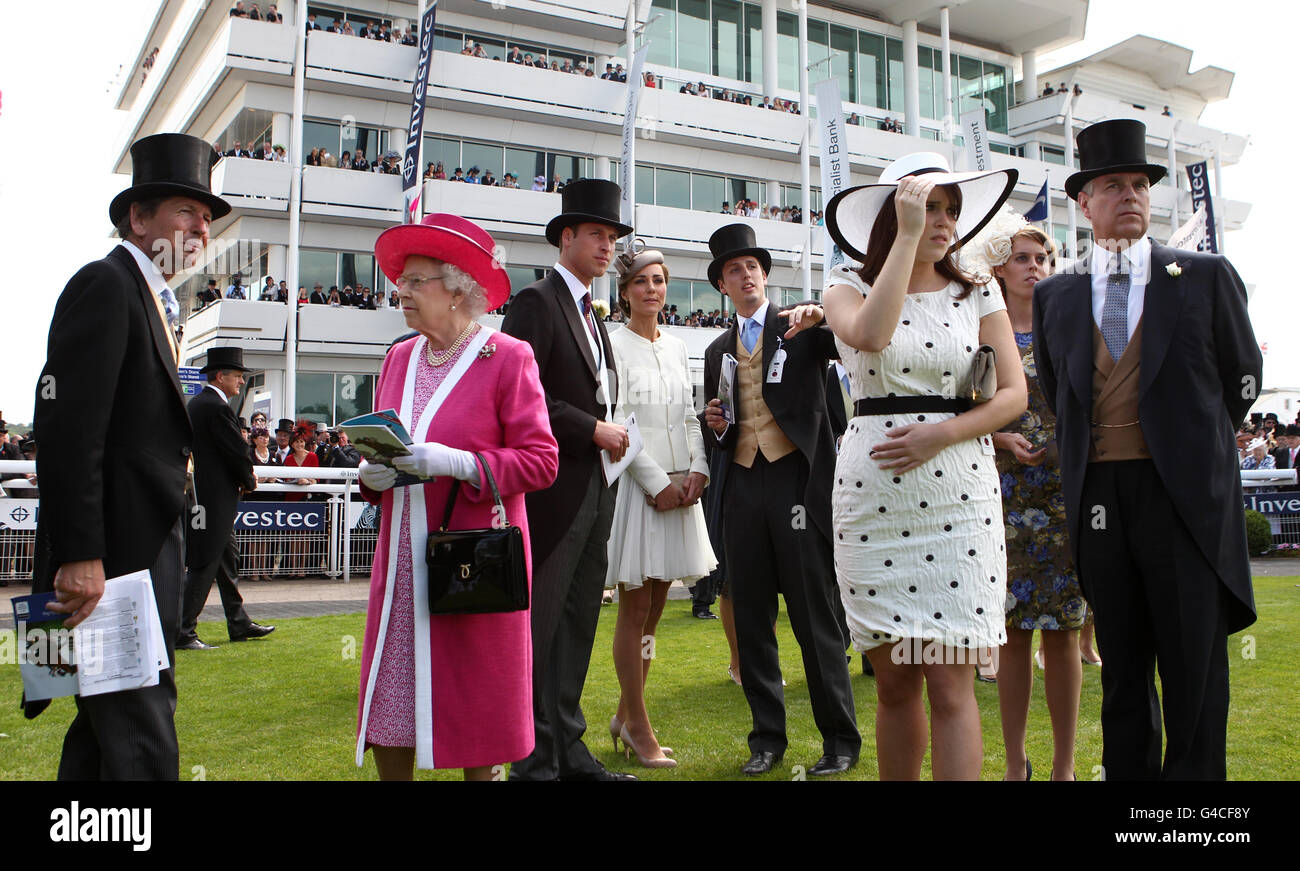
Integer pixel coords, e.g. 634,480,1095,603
1090,236,1150,343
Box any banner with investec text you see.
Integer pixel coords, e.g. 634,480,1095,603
1185,161,1218,253
401,2,439,224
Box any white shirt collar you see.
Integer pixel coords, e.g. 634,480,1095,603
118,239,173,298
738,299,771,333
553,261,592,306
1089,236,1151,280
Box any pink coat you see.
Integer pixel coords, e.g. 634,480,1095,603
355,330,558,769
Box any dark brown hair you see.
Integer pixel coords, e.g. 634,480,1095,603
855,185,979,299
617,261,670,317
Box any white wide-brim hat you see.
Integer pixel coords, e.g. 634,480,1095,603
825,151,1018,263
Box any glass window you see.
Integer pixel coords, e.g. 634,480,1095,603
656,168,691,209
548,153,586,187
505,147,545,187
303,120,339,163
984,62,1008,133
340,253,375,291
678,0,710,75
334,374,374,426
1041,145,1066,165
504,267,547,298
463,142,503,179
692,173,725,212
433,28,462,54
647,0,676,68
711,0,741,80
728,177,759,206
743,3,762,84
635,165,654,205
299,250,337,295
886,37,903,113
917,46,935,120
829,24,856,104
808,19,830,77
343,124,382,165
958,55,982,119
665,278,692,316
776,11,797,92
857,31,885,110
296,373,334,423
423,135,460,172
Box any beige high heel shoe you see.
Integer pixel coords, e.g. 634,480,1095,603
620,724,677,769
610,714,672,756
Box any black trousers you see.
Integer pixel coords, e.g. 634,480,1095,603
58,518,183,780
510,467,616,780
1079,460,1231,780
178,533,253,643
723,451,860,758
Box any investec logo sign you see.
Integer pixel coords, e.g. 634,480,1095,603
49,802,151,851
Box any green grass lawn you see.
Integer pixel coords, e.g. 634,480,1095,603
2,577,1296,780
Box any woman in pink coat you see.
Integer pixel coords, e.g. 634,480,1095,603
354,214,558,780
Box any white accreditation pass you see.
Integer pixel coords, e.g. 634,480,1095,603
767,339,786,383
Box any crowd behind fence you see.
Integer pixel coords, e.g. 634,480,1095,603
1,465,1297,583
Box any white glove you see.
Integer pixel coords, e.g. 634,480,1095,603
358,459,398,492
391,442,481,486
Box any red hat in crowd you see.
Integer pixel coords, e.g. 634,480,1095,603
373,213,510,311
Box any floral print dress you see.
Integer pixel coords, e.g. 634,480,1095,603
994,331,1088,631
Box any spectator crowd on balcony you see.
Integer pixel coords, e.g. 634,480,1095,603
229,2,283,23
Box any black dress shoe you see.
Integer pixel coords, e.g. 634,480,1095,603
861,654,874,677
692,607,718,619
559,767,638,782
176,638,219,650
808,754,858,776
229,623,276,641
741,750,782,776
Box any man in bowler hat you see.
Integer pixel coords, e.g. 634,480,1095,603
701,224,860,776
502,179,636,780
177,346,276,650
30,133,230,778
1033,119,1261,779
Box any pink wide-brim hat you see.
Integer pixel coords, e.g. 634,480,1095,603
374,213,510,311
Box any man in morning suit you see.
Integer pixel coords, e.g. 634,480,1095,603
1032,119,1261,780
29,133,230,779
701,224,860,776
177,346,275,650
502,179,636,781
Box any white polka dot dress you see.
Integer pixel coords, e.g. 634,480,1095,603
827,265,1007,652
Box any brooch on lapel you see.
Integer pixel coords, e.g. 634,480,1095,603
478,343,496,359
1166,262,1182,278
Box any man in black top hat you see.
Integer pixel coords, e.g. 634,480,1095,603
274,417,294,462
1033,118,1261,779
700,224,860,776
177,347,275,650
502,178,637,781
30,132,231,779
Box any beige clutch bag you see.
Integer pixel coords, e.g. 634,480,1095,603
970,345,997,404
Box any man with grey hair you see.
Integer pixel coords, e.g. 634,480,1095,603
30,133,230,779
1033,119,1261,780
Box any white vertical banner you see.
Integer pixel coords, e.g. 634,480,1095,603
814,78,848,272
959,108,990,172
619,43,650,232
1168,204,1209,251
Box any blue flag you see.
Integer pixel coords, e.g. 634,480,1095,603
1024,179,1048,222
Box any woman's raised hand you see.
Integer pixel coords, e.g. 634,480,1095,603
894,175,938,241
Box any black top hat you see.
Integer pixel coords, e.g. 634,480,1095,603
1065,119,1167,201
545,179,634,247
275,418,295,434
0,420,7,433
238,417,250,429
707,224,771,290
200,346,253,374
1286,424,1300,437
110,133,232,226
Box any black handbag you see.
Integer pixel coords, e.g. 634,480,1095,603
425,452,528,615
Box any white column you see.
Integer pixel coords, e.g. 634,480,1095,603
902,20,920,138
1167,122,1179,232
285,0,308,420
597,138,614,303
798,0,811,297
390,127,405,158
272,112,291,151
762,0,778,99
595,154,610,181
1021,49,1037,102
940,8,953,144
767,179,781,210
1212,140,1226,255
268,244,287,284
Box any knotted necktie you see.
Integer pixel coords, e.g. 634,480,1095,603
159,286,179,328
1100,270,1130,361
581,292,598,342
741,317,760,354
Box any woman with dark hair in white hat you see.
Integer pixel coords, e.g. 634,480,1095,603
822,152,1027,780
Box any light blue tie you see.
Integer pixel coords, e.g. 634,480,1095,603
741,317,760,354
159,287,179,328
1100,271,1130,361
840,374,851,395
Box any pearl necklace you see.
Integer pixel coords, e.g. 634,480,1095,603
425,322,479,367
